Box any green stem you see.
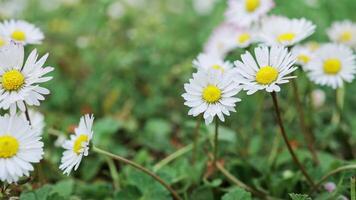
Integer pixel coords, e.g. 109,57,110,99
332,87,345,124
213,119,219,167
271,92,316,187
192,116,202,164
351,176,356,200
154,144,193,172
93,146,182,200
310,164,356,194
105,157,120,190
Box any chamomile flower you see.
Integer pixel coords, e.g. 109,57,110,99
292,44,314,69
306,43,356,89
182,69,241,124
225,0,274,27
59,114,94,175
0,42,54,114
228,27,256,49
22,109,45,136
259,16,316,46
0,35,9,48
204,23,236,58
193,53,233,73
0,20,44,45
0,114,44,183
327,20,356,48
234,46,297,95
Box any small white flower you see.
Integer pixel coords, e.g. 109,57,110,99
106,1,125,20
59,114,94,175
182,69,241,124
292,44,315,69
323,182,336,193
0,114,44,183
22,109,45,136
0,34,9,48
192,0,216,15
259,16,316,47
225,0,274,28
327,20,356,48
193,53,233,73
204,23,236,58
306,43,356,89
0,20,44,45
234,46,297,95
0,42,54,114
226,26,257,49
311,89,325,109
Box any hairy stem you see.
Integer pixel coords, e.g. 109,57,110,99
213,119,219,167
192,115,202,164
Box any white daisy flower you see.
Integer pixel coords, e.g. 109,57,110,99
59,114,94,175
22,109,45,136
0,34,9,48
229,28,256,48
259,16,316,47
292,44,315,69
234,46,297,95
225,0,274,28
0,114,44,183
193,53,233,73
327,20,356,48
182,69,241,124
0,42,54,114
0,20,44,45
306,43,356,89
204,23,236,58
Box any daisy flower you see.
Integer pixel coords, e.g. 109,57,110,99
259,16,316,47
193,53,233,73
0,114,44,183
225,0,274,28
292,44,315,69
182,69,241,124
22,109,45,136
306,43,356,89
0,35,9,48
0,42,54,114
59,114,94,175
234,46,297,95
204,23,236,58
327,20,356,48
0,20,44,45
228,26,257,49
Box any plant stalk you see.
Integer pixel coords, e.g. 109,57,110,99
213,119,219,167
270,92,315,187
192,115,202,164
93,146,182,200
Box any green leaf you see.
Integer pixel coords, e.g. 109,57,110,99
222,188,252,200
289,193,312,200
51,179,74,198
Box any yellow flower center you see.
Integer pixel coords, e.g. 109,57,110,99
2,70,25,91
245,0,260,12
323,58,341,75
0,37,5,47
256,66,279,84
0,135,19,158
297,54,310,64
11,30,26,41
339,31,352,42
202,85,222,103
211,64,224,72
277,33,296,43
73,134,89,154
307,42,320,51
237,33,251,44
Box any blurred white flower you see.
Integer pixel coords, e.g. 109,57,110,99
228,26,258,49
304,0,319,8
55,135,67,147
0,20,44,45
193,53,233,73
192,0,216,15
0,114,44,183
22,109,45,136
182,69,241,124
292,44,315,69
327,20,356,49
311,89,325,109
0,42,54,114
107,1,125,20
204,23,236,58
306,43,356,89
0,0,27,18
259,15,316,47
234,46,297,95
59,114,94,175
76,36,90,49
323,182,336,193
124,0,145,8
225,0,274,27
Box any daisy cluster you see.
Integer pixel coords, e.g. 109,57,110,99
183,0,356,124
0,19,94,183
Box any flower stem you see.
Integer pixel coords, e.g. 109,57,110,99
351,176,355,200
192,115,202,164
24,103,32,126
213,119,219,167
93,146,182,200
291,79,319,165
105,157,120,190
270,92,315,187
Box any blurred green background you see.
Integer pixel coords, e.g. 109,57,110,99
1,0,355,199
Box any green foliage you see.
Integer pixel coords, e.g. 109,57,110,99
222,188,252,200
289,193,312,200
